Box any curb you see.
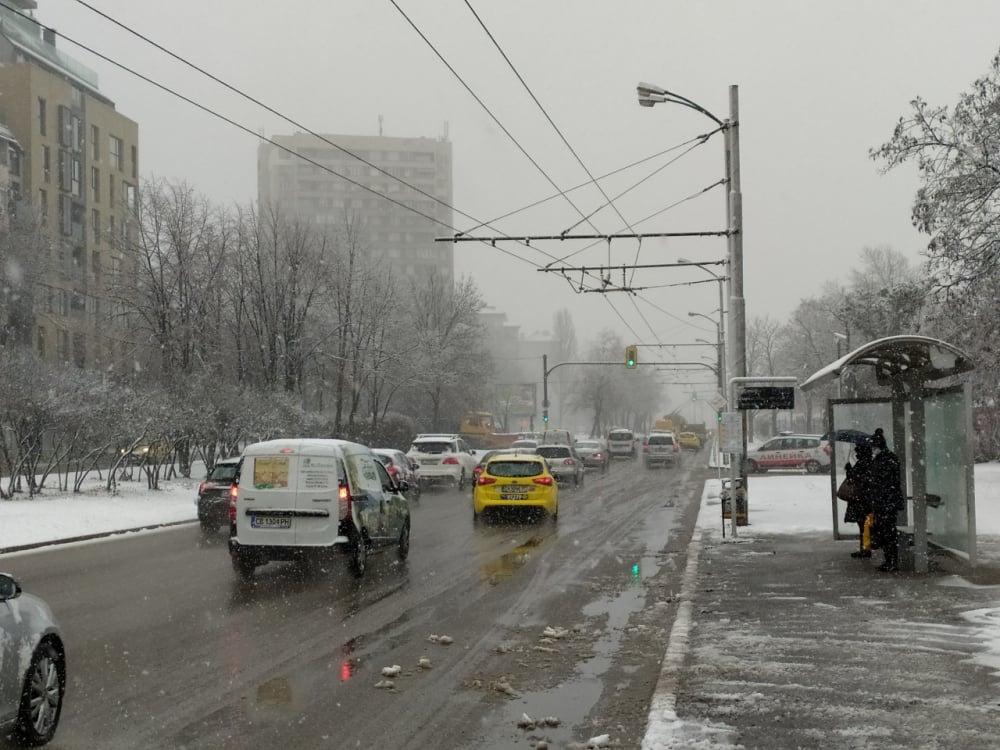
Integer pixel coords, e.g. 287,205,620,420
0,519,197,555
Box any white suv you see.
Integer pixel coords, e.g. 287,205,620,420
607,428,636,460
745,434,831,474
406,434,479,490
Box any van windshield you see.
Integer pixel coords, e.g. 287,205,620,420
608,431,632,441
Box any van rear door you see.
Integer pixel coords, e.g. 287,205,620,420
294,446,343,546
239,451,298,547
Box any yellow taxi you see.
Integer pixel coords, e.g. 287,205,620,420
678,431,702,450
473,453,559,523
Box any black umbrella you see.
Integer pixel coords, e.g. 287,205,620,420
821,429,872,445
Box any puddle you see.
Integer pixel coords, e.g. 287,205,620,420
480,536,544,584
493,551,665,744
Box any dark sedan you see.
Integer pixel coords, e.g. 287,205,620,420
196,457,240,536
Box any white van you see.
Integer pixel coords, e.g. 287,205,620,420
227,438,410,581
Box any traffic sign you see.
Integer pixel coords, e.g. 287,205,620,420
710,391,727,411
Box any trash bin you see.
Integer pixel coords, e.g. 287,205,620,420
721,478,748,526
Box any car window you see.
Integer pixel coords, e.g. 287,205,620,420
535,446,570,458
411,442,452,454
649,435,674,445
576,441,599,450
487,460,544,478
374,460,395,489
208,463,238,482
608,431,632,440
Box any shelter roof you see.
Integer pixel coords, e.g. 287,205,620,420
800,335,974,392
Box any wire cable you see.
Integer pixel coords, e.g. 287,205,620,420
462,1,636,236
387,0,603,239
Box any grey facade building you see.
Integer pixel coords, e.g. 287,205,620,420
0,0,139,368
258,132,454,281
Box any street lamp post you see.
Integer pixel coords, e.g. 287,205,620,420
640,81,746,534
688,311,724,394
639,80,746,510
680,257,727,397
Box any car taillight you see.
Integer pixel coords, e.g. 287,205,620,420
533,476,553,486
673,444,680,452
198,482,207,494
338,485,351,520
229,484,239,499
563,458,574,465
822,443,831,455
228,486,239,522
478,476,496,485
443,457,459,465
594,452,602,458
642,444,649,453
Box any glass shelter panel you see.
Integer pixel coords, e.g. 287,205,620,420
924,388,973,556
828,399,893,539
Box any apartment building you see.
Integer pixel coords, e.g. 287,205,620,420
0,0,138,369
258,131,454,281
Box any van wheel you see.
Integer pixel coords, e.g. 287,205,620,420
397,520,410,560
746,459,760,474
14,640,64,747
232,555,255,583
351,534,369,578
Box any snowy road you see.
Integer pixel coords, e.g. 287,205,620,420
1,456,707,749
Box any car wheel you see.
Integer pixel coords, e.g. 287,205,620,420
456,471,466,491
746,459,760,474
351,532,369,578
199,517,218,537
232,554,256,583
805,459,822,474
397,519,410,560
15,640,64,747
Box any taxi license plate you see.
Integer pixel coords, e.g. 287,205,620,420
251,516,291,529
500,492,528,500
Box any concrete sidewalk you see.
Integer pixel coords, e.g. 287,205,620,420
644,497,1000,749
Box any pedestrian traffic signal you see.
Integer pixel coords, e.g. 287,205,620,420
625,345,638,369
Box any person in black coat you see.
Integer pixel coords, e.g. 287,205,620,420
843,440,875,558
870,428,905,572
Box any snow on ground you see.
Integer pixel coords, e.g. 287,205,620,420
1,460,999,555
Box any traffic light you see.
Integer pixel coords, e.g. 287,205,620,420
625,344,638,369
543,411,549,423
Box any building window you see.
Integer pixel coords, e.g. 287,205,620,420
38,189,47,224
57,330,69,362
71,157,82,198
109,135,123,170
92,251,101,279
36,326,45,358
42,145,50,183
91,166,100,202
125,183,136,212
91,125,99,160
108,214,115,242
91,208,99,243
38,97,46,136
108,174,115,205
71,116,83,153
130,144,137,179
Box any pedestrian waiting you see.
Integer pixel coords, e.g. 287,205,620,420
870,427,905,572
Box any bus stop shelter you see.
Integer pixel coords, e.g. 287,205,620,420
800,335,976,573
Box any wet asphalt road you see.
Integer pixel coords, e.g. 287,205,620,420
1,454,708,749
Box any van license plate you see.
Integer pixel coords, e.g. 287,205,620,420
251,516,291,529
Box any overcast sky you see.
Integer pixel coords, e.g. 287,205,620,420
33,0,1000,415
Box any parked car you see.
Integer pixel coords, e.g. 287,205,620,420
0,572,66,746
534,444,585,487
574,439,610,473
745,434,831,474
678,431,702,450
644,432,680,468
373,448,421,501
196,456,241,536
228,439,410,581
406,434,479,490
607,428,636,460
473,453,559,524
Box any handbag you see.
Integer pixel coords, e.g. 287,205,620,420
836,476,857,502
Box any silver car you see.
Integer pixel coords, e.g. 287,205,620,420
0,572,66,746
